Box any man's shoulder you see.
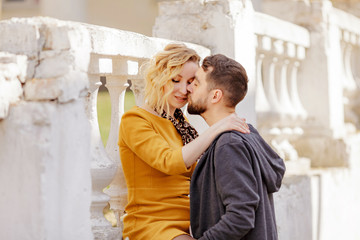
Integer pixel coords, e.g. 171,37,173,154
216,124,257,144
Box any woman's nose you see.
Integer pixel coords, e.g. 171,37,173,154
179,82,188,94
187,83,193,93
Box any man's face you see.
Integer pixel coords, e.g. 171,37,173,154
187,67,211,115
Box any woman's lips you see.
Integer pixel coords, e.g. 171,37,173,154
175,96,187,102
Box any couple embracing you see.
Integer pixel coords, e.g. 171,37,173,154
118,44,285,240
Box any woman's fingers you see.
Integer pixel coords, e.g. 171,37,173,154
231,114,250,133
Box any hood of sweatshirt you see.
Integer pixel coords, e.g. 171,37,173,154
217,124,285,193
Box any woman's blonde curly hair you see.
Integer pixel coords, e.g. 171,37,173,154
143,43,200,116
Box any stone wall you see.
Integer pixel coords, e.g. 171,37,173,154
0,20,93,239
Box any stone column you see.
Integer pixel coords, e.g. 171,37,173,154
153,0,257,125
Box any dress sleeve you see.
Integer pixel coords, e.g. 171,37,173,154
119,111,190,175
200,141,260,240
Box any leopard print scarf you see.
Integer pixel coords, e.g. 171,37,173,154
161,108,199,145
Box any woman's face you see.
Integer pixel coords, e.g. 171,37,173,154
165,61,198,114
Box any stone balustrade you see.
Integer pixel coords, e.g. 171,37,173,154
253,12,311,172
262,0,360,168
0,16,209,240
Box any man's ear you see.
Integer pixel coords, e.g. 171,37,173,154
210,89,223,104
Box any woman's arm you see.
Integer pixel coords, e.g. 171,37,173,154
120,110,248,173
182,114,249,168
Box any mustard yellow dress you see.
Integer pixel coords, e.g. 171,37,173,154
119,106,196,240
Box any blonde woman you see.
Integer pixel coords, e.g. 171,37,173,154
118,44,249,240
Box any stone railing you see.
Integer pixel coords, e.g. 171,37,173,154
333,8,360,130
262,0,360,167
0,17,210,240
253,12,311,172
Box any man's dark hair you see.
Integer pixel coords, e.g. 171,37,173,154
202,54,248,107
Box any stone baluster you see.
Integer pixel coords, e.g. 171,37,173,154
342,31,357,96
262,55,282,123
104,57,137,231
341,30,359,127
85,74,119,240
275,57,294,122
287,59,307,123
255,52,271,117
355,37,360,82
103,75,129,229
353,41,360,127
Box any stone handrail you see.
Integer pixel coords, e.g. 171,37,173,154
0,16,210,240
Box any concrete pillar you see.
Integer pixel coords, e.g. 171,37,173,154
40,0,87,22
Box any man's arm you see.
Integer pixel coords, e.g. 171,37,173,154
200,139,260,240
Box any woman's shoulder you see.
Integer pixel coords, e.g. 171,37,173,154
121,106,166,125
123,106,155,117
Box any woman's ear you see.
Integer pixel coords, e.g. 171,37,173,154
210,89,223,104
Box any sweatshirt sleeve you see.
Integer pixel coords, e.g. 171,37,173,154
200,141,260,240
119,111,190,175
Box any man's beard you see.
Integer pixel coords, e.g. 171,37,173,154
187,98,207,115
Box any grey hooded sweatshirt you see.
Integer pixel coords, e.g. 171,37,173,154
190,125,285,240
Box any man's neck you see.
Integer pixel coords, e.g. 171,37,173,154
201,106,236,126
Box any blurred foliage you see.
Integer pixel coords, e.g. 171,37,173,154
97,90,136,146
